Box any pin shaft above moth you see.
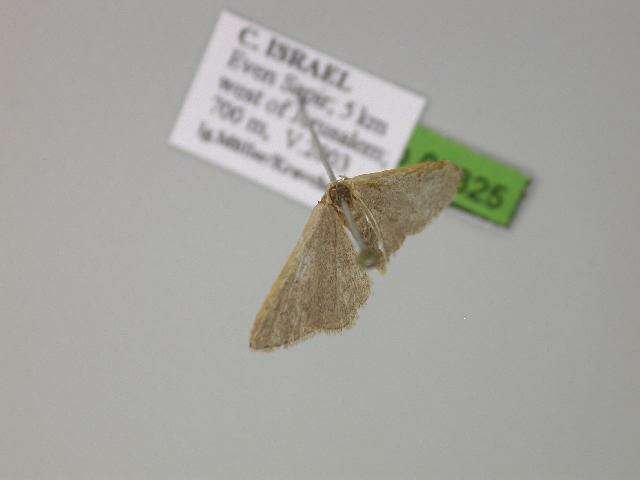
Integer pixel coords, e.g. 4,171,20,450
250,96,461,351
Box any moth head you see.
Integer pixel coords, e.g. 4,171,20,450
327,181,353,208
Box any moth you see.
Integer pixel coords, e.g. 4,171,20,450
250,98,461,351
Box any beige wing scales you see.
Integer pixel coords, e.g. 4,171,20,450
345,161,461,270
250,202,370,351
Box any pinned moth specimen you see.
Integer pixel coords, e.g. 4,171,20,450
250,98,461,351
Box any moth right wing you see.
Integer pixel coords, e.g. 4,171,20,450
250,201,370,351
345,161,461,271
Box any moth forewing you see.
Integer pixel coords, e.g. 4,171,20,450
346,161,461,264
249,201,370,351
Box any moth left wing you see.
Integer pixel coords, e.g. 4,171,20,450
345,161,461,270
250,201,370,351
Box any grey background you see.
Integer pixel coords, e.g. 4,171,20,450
2,1,639,479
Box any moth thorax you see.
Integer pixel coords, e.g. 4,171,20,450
328,181,352,208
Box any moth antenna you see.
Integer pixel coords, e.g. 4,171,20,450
296,93,375,268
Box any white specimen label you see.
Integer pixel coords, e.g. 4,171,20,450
170,10,426,207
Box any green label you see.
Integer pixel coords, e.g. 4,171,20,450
400,125,530,227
